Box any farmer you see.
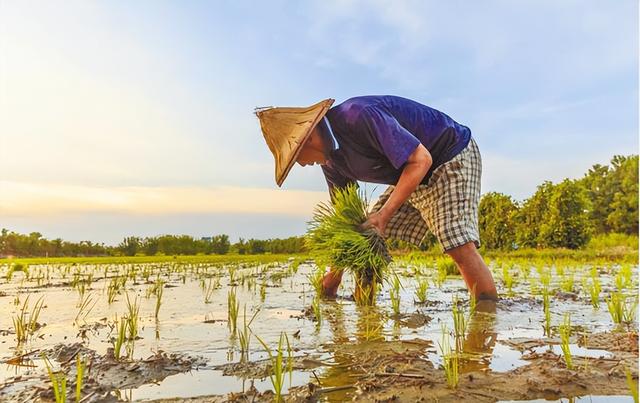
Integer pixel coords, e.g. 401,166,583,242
256,96,498,301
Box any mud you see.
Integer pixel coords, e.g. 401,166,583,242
150,331,638,402
0,343,205,402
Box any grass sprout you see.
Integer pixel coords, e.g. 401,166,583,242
74,294,97,325
76,353,86,402
625,365,639,403
307,268,324,297
256,332,292,402
606,290,637,325
112,315,127,360
414,277,429,304
42,353,67,403
542,285,551,336
438,325,459,389
558,313,573,369
227,288,240,335
13,295,44,343
238,305,259,361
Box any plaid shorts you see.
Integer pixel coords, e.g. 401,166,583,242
371,137,482,252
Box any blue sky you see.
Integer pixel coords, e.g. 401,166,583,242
1,0,637,245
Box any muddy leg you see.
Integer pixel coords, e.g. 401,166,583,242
446,242,498,300
321,268,344,298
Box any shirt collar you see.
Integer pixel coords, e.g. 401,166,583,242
323,116,339,151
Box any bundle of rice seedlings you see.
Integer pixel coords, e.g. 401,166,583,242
306,183,391,305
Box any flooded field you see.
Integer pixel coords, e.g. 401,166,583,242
0,255,637,402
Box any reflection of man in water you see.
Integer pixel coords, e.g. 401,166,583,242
256,96,498,301
460,300,498,373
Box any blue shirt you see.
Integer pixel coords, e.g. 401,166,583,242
320,95,471,192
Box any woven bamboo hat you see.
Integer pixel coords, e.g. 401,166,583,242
255,98,335,187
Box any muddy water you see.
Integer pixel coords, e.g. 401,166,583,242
0,259,637,402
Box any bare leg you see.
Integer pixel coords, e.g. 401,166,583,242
446,242,498,300
321,268,344,298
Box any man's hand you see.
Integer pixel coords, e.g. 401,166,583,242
361,210,391,237
366,144,432,235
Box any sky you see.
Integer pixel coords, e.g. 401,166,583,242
0,0,638,245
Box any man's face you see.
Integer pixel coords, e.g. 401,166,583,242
296,127,327,167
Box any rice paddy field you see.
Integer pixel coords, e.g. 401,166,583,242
0,252,638,402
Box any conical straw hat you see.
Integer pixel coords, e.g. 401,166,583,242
255,98,335,187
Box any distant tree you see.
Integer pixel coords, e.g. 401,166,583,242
606,155,638,234
118,236,141,256
580,155,639,235
142,237,160,256
538,179,592,249
211,234,230,254
514,181,555,248
479,192,518,250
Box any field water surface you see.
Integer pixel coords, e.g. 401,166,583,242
0,256,637,402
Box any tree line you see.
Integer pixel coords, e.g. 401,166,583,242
478,155,638,250
1,154,636,257
0,230,306,257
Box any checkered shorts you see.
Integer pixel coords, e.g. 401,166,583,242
371,137,482,252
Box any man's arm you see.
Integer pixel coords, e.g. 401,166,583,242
363,144,432,235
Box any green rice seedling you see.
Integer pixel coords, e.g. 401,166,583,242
625,365,639,403
389,275,401,315
359,320,383,341
502,265,515,296
227,288,240,335
112,316,127,360
469,284,477,316
74,294,97,324
107,278,120,304
586,277,601,309
414,276,429,304
539,267,551,289
42,353,67,403
542,285,552,336
154,278,164,319
260,278,267,302
255,332,292,402
203,278,216,304
125,293,140,340
13,295,45,343
307,267,324,297
238,305,259,362
606,291,626,324
529,277,540,295
229,266,237,284
622,295,639,325
311,295,322,329
7,263,28,282
76,353,86,402
560,271,575,293
451,295,468,344
519,264,531,281
434,259,451,288
306,183,391,306
438,325,459,389
558,313,573,369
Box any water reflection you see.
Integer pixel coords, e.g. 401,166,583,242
460,300,498,373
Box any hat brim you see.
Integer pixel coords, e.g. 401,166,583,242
276,104,333,186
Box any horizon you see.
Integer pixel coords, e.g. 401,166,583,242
1,1,638,245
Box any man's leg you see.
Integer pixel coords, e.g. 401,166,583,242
446,241,498,300
321,268,343,298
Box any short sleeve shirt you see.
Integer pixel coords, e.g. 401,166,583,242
321,95,471,192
